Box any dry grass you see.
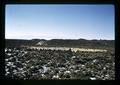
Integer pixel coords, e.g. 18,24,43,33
27,46,107,52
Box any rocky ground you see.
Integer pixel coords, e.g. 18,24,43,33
5,47,115,80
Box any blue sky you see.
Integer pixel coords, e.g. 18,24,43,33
5,4,114,40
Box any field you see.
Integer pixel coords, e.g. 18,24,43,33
5,46,115,80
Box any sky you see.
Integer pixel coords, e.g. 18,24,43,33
5,4,115,40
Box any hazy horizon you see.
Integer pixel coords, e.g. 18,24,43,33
5,4,115,40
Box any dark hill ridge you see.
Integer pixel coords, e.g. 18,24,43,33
5,39,114,49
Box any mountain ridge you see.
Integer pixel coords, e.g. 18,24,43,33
5,39,114,49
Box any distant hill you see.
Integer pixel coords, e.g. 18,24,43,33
46,39,114,48
5,39,114,49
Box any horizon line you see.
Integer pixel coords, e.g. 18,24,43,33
5,38,115,41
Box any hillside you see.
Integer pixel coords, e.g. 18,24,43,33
5,39,114,49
